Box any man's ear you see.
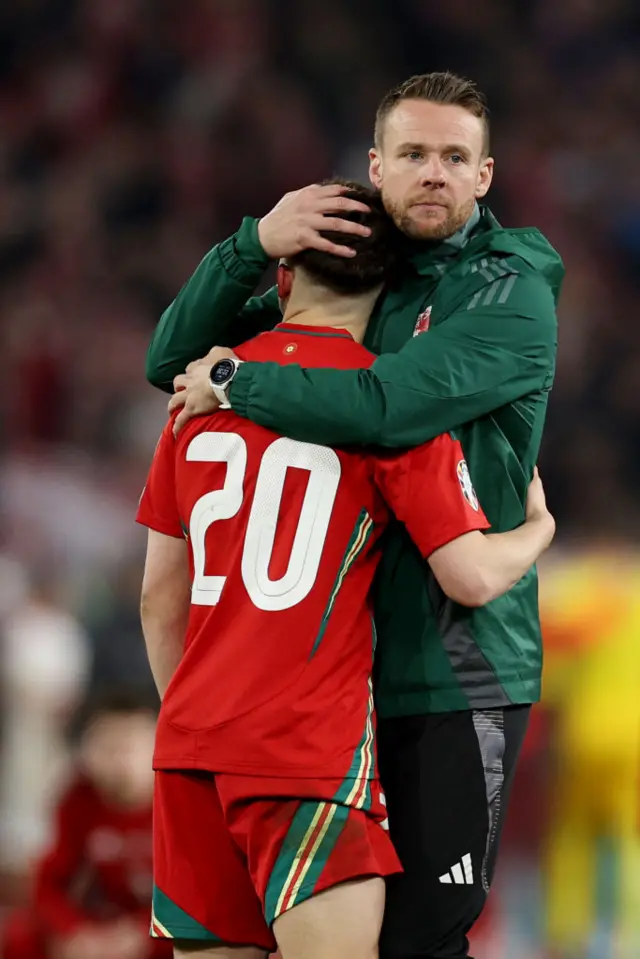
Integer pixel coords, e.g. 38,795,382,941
369,148,383,190
277,262,293,303
475,157,494,199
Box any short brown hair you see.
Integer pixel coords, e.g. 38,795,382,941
375,71,490,156
290,178,400,295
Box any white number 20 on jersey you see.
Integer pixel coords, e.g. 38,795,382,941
187,432,341,611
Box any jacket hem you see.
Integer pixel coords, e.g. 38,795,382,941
375,680,541,719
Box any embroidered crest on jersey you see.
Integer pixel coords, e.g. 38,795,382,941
413,306,432,336
457,459,479,511
283,342,298,355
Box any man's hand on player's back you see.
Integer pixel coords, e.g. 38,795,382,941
168,345,236,433
257,182,371,259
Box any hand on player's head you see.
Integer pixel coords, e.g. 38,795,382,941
257,181,374,260
289,179,401,297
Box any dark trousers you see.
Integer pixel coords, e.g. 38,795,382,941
378,705,530,959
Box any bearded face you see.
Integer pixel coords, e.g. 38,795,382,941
369,100,493,242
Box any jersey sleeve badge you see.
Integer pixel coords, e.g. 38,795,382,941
456,459,479,511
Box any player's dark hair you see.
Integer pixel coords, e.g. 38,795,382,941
67,685,159,742
375,72,490,157
289,178,400,296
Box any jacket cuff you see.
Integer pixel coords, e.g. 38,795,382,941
228,361,257,418
217,217,271,285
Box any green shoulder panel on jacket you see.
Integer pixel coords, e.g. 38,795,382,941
453,208,564,302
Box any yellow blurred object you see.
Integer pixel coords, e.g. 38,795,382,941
539,549,640,955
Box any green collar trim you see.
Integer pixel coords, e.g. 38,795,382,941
408,203,490,276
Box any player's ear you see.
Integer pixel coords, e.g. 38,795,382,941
277,261,293,306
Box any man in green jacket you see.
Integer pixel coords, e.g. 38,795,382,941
145,72,563,959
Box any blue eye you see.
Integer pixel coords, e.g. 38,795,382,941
449,154,464,164
407,151,422,161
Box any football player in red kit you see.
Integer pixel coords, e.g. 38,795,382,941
137,182,555,959
2,691,172,959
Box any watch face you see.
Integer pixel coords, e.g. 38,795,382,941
211,359,235,385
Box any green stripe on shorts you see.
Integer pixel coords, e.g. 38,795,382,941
264,800,325,925
264,795,354,926
286,802,350,913
152,885,222,940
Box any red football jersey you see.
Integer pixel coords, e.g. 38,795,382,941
137,324,488,780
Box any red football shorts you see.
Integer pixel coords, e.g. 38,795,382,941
151,769,401,949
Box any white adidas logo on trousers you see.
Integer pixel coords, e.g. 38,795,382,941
439,853,473,885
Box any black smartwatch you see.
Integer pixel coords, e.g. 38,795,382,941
209,358,242,408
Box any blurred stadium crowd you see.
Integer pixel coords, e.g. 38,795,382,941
1,1,639,956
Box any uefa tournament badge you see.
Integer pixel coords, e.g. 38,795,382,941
456,459,480,511
413,305,432,336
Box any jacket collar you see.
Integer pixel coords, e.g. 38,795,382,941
407,203,490,277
